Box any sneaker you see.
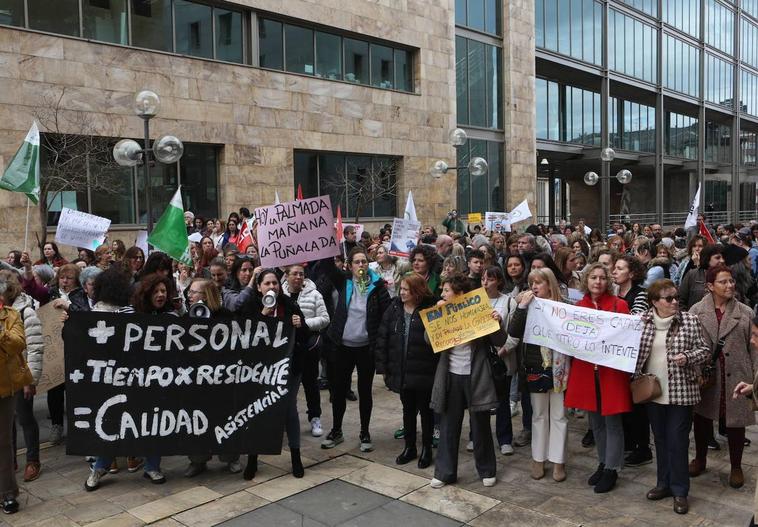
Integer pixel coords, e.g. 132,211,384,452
108,460,119,474
513,429,531,447
184,462,207,478
321,429,344,449
500,444,514,456
430,478,446,489
432,426,440,448
2,498,19,514
581,429,595,448
84,456,96,463
49,424,64,446
228,460,243,474
587,463,605,486
482,477,496,487
346,390,358,401
143,470,166,484
360,431,374,452
509,401,520,417
85,468,107,491
310,417,323,437
22,462,41,482
624,450,653,467
394,427,405,439
466,440,474,452
127,457,144,473
707,437,720,450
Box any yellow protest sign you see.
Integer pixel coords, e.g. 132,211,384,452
420,287,500,353
467,213,482,224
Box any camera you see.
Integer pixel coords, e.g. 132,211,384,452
262,290,277,308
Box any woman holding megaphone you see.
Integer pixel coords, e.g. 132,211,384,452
238,269,309,480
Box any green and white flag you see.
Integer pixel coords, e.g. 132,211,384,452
0,122,41,204
147,187,192,265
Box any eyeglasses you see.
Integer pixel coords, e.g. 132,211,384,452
658,295,678,303
714,279,736,285
188,289,203,295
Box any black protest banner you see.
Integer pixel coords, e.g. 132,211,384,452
63,312,294,457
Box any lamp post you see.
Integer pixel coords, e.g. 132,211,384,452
429,128,489,179
581,148,631,231
113,90,184,233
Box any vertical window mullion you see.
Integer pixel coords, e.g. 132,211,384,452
171,0,177,53
78,0,83,37
211,6,217,59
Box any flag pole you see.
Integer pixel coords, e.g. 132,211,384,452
23,198,30,252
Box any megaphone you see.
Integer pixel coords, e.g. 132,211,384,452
262,290,277,308
188,301,211,318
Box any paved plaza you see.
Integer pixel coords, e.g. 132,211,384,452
2,378,757,527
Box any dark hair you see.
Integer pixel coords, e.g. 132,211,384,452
504,254,528,286
141,251,173,277
482,265,505,291
229,257,254,290
686,234,707,256
93,267,132,307
705,265,733,284
239,207,250,218
699,244,724,270
111,239,126,260
256,268,279,287
6,250,21,268
409,244,436,268
400,273,432,304
530,252,567,286
467,249,485,263
647,279,676,301
131,273,174,313
615,254,646,284
442,273,472,295
347,246,368,264
43,242,63,260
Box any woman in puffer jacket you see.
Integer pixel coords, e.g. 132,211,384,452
282,264,330,437
0,271,43,484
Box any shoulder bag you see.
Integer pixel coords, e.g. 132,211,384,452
630,373,661,404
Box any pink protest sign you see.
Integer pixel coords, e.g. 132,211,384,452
255,195,340,267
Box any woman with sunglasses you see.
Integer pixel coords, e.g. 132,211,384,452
633,279,709,514
688,266,756,490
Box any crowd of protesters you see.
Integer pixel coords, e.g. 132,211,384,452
1,209,758,522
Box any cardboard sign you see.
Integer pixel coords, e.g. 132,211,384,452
255,195,340,268
485,212,511,233
55,208,111,250
523,297,642,373
467,213,482,224
420,287,500,353
389,217,421,257
35,303,65,394
63,312,294,456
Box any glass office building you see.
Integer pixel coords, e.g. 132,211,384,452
534,0,758,227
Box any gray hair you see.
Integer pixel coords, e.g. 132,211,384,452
79,266,103,287
550,234,568,247
33,264,55,285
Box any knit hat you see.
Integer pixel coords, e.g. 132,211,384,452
33,264,55,284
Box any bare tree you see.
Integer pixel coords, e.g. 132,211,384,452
32,88,125,257
331,158,399,223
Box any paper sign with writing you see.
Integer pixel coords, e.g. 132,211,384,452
35,303,64,394
64,312,294,456
523,297,643,373
420,287,500,353
485,212,511,233
467,213,482,224
55,208,111,249
255,195,340,268
389,217,421,257
567,288,584,304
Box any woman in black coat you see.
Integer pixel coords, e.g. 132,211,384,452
375,273,438,469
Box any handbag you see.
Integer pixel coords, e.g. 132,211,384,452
487,346,509,401
699,338,725,391
630,373,662,404
525,366,553,393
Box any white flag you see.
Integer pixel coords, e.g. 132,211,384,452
274,190,280,205
509,199,532,224
684,183,701,229
403,191,418,222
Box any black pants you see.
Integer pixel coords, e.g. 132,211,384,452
622,402,651,454
301,344,321,421
434,373,496,483
12,392,39,462
47,384,65,426
647,403,692,497
327,345,374,433
400,387,433,448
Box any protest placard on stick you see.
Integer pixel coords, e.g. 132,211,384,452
35,303,65,394
420,287,500,353
55,207,111,249
523,297,643,373
255,195,340,268
484,212,511,233
389,217,420,257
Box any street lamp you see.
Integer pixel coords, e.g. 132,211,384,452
429,129,489,179
583,169,633,186
113,90,184,233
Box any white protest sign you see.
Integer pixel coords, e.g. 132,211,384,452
567,288,584,304
135,230,148,256
485,212,511,233
523,297,642,373
55,208,111,249
389,217,421,257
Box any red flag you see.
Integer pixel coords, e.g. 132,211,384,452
296,184,303,201
336,205,343,242
699,220,716,245
237,218,253,253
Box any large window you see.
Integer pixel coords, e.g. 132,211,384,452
456,36,502,129
665,112,699,159
536,78,600,145
746,0,758,21
616,0,656,17
704,121,732,164
535,78,560,141
455,0,501,36
293,152,398,219
131,0,173,52
705,53,734,108
83,0,128,45
456,140,503,214
741,129,758,166
608,9,657,83
258,18,413,92
742,69,758,117
663,0,700,37
664,34,700,97
0,0,24,27
609,97,656,153
43,136,218,226
742,17,758,70
28,0,80,36
175,0,213,59
706,0,733,55
535,0,602,65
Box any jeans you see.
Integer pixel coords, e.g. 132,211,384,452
647,403,692,497
327,345,374,433
400,387,433,448
301,345,321,421
13,391,39,462
495,376,513,446
95,455,161,473
47,384,65,426
588,412,625,471
0,395,18,499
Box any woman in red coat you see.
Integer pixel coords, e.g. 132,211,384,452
565,262,632,494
